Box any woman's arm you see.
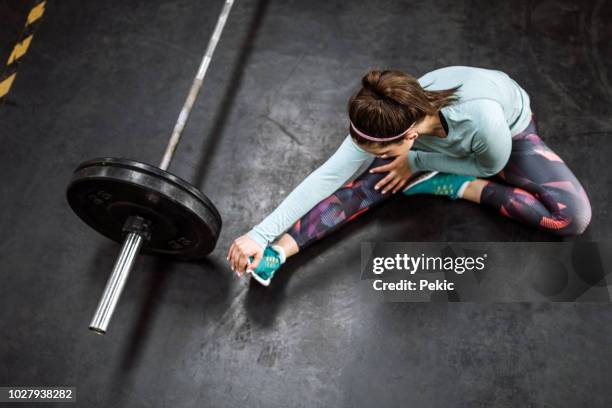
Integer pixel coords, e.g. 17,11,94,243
407,102,512,177
246,135,372,248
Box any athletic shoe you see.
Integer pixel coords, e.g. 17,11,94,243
402,171,476,200
246,245,285,286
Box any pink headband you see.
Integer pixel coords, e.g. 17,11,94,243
349,120,416,142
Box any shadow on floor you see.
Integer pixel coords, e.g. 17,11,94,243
193,0,271,187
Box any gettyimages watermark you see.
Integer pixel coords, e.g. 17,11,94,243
360,242,612,302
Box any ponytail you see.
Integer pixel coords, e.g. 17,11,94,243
348,69,460,146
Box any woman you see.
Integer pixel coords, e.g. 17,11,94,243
227,66,592,286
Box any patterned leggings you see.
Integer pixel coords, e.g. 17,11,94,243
287,114,592,249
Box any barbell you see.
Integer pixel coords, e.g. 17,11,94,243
66,0,235,334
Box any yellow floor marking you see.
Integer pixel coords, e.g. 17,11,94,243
27,1,46,25
7,35,34,65
0,73,17,98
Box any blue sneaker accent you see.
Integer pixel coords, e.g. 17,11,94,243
247,246,283,286
402,171,476,200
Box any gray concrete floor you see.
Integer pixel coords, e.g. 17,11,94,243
1,0,611,407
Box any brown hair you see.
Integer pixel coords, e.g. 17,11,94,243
348,70,461,146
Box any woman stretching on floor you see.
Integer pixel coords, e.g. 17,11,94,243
227,65,592,286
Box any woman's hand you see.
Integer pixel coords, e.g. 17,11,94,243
227,235,264,277
370,154,413,194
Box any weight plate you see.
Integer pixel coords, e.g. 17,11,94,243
66,158,222,258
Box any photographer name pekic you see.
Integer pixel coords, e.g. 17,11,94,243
373,279,455,291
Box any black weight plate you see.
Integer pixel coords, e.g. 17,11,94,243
66,158,222,259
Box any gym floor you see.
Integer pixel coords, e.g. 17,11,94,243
1,0,611,407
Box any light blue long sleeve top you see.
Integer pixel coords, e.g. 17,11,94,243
247,66,532,248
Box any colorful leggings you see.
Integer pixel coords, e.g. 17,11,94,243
287,114,592,249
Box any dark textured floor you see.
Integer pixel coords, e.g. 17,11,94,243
1,0,611,407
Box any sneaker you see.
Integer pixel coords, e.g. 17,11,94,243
403,170,440,190
402,171,475,200
246,245,285,286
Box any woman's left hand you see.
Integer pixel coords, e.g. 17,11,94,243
369,154,413,194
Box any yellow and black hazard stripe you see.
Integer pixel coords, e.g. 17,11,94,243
0,0,46,102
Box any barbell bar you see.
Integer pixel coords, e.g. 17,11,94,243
67,0,235,335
